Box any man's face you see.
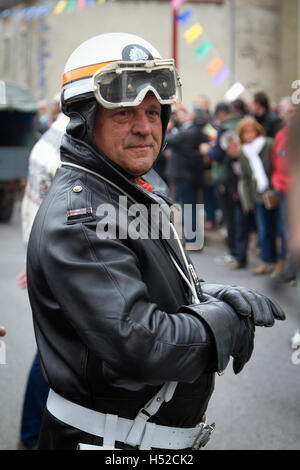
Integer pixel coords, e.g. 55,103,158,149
282,103,297,127
215,110,227,124
249,99,260,116
93,94,162,177
197,96,210,112
226,141,241,158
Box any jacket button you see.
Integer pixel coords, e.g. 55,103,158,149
73,185,83,193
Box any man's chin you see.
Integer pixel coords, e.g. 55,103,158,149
124,156,157,178
127,165,153,178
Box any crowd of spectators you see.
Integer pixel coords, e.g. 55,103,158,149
158,91,298,284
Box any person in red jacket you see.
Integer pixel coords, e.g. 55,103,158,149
286,105,300,351
271,97,297,279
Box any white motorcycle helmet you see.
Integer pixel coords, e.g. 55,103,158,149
62,32,182,110
61,32,182,159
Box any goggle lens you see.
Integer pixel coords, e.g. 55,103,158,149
92,61,181,108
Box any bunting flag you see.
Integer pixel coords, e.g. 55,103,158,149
53,0,68,14
66,0,77,12
173,1,244,90
184,23,203,44
0,9,13,17
205,56,223,76
224,82,245,101
0,0,115,19
212,67,230,86
171,0,187,9
176,7,192,24
76,0,86,10
194,41,212,59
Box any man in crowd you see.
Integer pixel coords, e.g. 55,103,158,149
17,110,69,449
27,33,285,450
271,96,297,281
286,104,300,350
200,102,241,264
249,91,283,138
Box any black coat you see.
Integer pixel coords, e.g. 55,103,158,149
27,132,247,448
166,121,209,184
254,110,283,138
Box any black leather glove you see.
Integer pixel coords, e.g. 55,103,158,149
201,283,285,327
182,294,255,374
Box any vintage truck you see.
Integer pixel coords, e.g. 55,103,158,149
0,81,38,221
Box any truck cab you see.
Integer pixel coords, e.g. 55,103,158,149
0,81,38,221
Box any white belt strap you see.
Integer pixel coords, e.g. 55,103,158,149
103,413,118,447
122,381,177,448
46,388,215,450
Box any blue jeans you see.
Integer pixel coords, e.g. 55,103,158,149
203,186,218,223
255,203,278,263
174,178,198,240
234,201,250,264
20,352,49,448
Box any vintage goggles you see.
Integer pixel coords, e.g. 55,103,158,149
91,59,182,109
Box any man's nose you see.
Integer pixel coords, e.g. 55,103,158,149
131,111,151,136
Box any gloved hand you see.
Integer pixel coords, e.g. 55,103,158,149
182,294,255,374
201,283,285,327
231,315,255,375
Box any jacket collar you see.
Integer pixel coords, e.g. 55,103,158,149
61,133,173,206
60,133,191,285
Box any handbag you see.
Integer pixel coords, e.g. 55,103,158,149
262,189,280,210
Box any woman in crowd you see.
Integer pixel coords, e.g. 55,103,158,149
219,130,253,269
237,117,279,275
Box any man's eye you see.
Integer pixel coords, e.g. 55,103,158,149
117,110,129,117
113,109,131,118
148,110,160,118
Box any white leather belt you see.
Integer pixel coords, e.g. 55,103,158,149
46,389,215,450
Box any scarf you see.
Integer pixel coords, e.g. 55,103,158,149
132,177,153,193
242,136,269,193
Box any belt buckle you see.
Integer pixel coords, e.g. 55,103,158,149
191,422,216,450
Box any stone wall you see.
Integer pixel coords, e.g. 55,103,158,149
0,0,298,108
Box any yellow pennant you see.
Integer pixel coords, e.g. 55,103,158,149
53,0,68,14
184,24,203,44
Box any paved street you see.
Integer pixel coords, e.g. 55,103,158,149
0,204,299,450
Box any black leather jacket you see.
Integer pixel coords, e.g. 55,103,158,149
27,133,244,428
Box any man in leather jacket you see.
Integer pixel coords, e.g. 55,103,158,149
26,33,285,450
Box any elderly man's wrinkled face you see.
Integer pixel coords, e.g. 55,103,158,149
93,94,162,177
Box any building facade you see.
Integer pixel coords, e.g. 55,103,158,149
0,0,299,108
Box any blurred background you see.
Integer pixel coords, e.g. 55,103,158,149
0,0,299,106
